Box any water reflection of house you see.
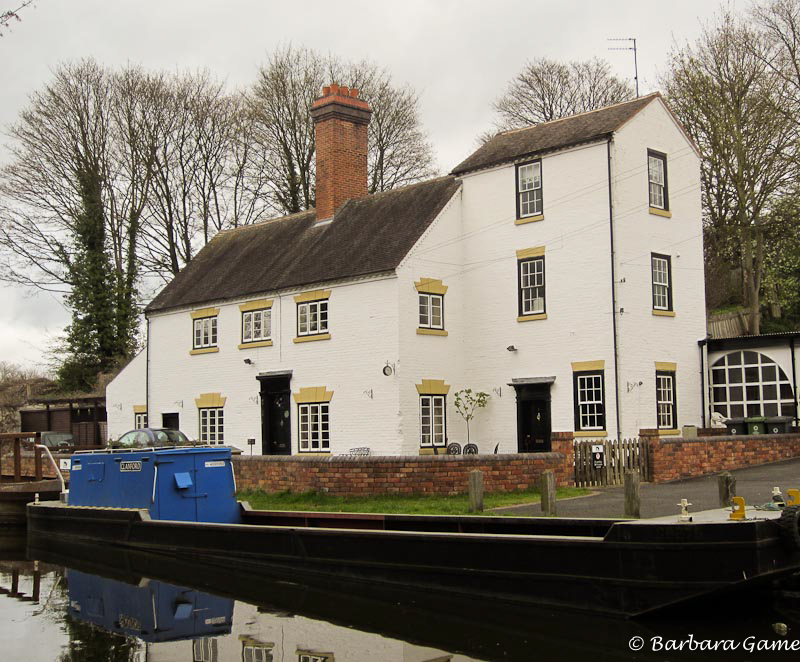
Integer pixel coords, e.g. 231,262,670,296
147,602,477,662
19,393,107,446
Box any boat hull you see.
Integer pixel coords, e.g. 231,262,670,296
26,501,800,617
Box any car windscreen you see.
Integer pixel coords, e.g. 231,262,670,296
153,429,190,444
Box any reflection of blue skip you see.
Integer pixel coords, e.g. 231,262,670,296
67,569,233,642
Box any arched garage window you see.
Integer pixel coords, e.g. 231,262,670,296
711,351,794,418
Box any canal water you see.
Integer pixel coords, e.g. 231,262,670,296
2,531,800,662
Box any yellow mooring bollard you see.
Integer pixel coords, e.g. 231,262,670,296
730,496,747,520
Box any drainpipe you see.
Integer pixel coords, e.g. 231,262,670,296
607,138,622,439
698,338,707,428
146,315,151,424
791,336,798,426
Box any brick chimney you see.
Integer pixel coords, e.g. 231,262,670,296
310,83,372,221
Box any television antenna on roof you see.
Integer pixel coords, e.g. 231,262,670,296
608,37,639,97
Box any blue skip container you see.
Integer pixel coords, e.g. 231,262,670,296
68,446,240,524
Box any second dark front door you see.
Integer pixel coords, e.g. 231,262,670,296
259,376,291,455
515,383,552,453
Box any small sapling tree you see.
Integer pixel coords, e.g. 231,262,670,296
454,388,490,445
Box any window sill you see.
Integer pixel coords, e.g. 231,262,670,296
515,214,544,225
298,451,331,456
238,340,273,349
658,428,680,436
417,328,448,336
652,310,676,317
649,207,672,218
189,347,219,355
293,333,331,343
517,313,547,322
419,447,447,455
574,430,608,438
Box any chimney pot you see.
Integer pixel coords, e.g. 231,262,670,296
350,88,359,98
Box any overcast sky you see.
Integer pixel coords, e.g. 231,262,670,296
0,0,734,372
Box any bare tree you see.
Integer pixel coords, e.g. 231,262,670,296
492,57,633,130
663,11,798,334
248,45,438,215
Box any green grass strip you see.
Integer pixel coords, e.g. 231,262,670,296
237,486,588,516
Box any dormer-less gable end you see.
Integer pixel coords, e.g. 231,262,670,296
451,93,663,176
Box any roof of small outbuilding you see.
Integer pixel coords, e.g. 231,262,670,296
146,176,461,314
451,93,661,175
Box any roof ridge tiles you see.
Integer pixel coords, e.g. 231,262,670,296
496,92,661,138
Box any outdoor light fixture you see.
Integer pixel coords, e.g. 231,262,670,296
382,362,394,376
243,358,254,365
506,345,517,352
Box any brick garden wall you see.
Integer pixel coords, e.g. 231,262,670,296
642,430,800,483
234,447,573,497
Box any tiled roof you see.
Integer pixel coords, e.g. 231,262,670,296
452,93,661,175
146,176,461,313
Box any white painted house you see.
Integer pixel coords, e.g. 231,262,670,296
107,86,706,455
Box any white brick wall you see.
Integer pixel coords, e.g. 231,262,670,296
106,349,147,439
110,97,706,453
146,275,402,454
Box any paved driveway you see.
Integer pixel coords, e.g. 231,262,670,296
493,457,800,519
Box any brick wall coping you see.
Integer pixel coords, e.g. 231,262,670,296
233,451,566,464
654,433,800,445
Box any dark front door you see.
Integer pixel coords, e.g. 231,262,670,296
515,383,552,453
259,376,291,455
162,413,180,430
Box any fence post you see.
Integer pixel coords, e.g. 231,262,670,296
540,469,557,516
624,469,640,518
13,438,21,482
468,470,484,513
718,471,736,508
34,445,43,481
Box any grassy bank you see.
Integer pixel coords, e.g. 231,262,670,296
237,486,589,515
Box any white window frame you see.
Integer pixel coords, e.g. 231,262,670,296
134,412,148,430
656,371,676,429
242,308,272,344
193,316,218,349
517,160,543,218
418,292,444,330
648,150,668,210
575,371,605,431
298,402,330,452
199,407,224,445
651,254,672,311
297,300,328,337
519,257,545,315
419,395,446,447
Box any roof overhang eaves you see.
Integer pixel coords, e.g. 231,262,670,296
145,269,399,317
451,134,614,177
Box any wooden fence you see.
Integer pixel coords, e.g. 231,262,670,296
573,438,651,487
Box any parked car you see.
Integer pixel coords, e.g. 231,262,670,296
39,431,74,450
111,428,192,449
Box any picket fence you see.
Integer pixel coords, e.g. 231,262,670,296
573,437,651,487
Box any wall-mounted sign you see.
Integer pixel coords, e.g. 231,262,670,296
591,444,605,470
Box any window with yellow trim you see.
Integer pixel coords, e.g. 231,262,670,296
298,402,329,452
418,292,444,330
518,256,545,315
297,300,328,337
242,308,271,344
193,316,217,350
199,407,224,444
420,395,446,448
